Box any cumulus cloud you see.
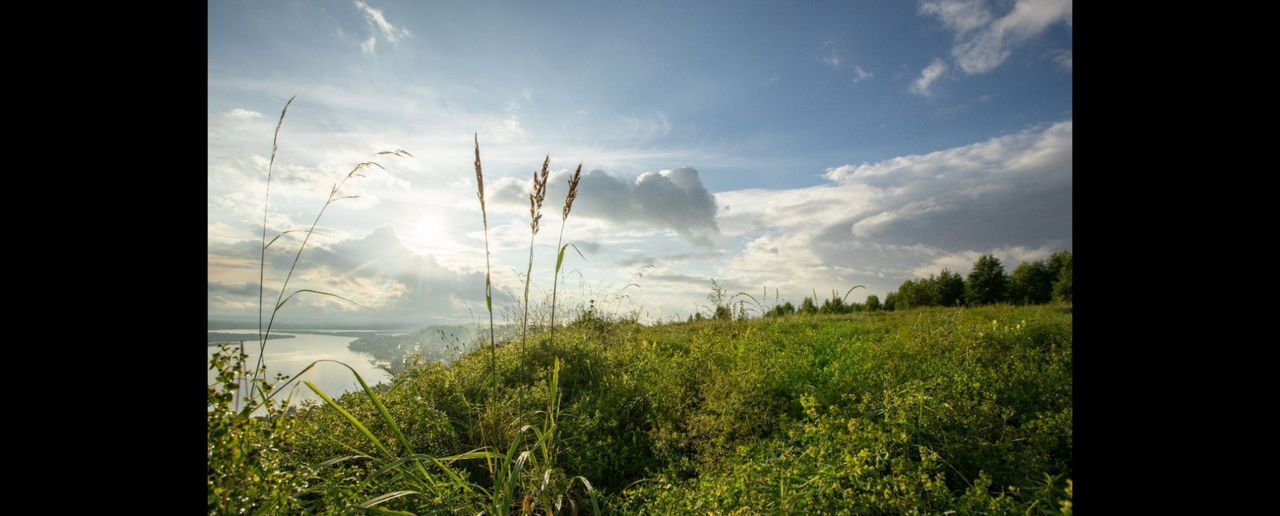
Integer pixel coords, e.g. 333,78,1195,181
716,120,1071,302
491,167,721,247
920,0,1073,75
828,120,1071,248
910,58,949,96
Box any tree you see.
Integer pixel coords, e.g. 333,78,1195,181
965,254,1009,305
1048,251,1072,280
865,294,881,311
934,269,965,307
883,292,897,311
820,292,850,314
1009,260,1055,304
799,297,817,314
897,279,935,309
713,305,733,320
1051,251,1072,302
767,301,796,317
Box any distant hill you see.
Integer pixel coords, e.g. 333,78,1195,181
348,324,515,374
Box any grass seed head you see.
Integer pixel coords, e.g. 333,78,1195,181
563,163,582,220
474,134,488,228
531,156,550,234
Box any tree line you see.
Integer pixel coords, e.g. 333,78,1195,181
765,250,1072,317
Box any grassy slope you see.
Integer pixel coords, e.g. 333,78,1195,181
272,303,1072,513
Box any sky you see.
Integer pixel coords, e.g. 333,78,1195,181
208,0,1072,328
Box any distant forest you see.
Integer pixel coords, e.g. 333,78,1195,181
766,251,1072,317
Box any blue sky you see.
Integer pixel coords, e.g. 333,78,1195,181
208,0,1072,328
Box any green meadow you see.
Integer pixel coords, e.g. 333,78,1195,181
209,303,1071,514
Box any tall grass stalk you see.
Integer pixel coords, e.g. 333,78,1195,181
252,95,294,410
548,164,582,348
250,157,389,399
248,96,410,400
841,284,866,303
473,134,497,397
522,157,550,353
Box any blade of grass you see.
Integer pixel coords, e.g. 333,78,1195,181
256,95,295,401
304,380,393,458
549,164,583,351
842,284,866,303
473,134,497,398
316,454,375,468
275,289,369,312
358,490,429,509
568,476,601,515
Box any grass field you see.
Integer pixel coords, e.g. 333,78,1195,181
209,303,1072,514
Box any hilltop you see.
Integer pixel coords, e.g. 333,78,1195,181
210,303,1072,514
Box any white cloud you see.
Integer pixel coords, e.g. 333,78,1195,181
921,0,1073,75
208,71,1069,324
716,120,1071,302
1051,49,1072,71
208,227,497,327
920,0,992,36
820,39,841,69
852,65,874,83
354,0,411,54
227,108,263,120
491,167,721,247
486,116,528,144
910,244,1058,278
909,58,948,96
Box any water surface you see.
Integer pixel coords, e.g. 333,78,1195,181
207,329,393,413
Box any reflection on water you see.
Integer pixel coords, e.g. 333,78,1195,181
207,330,393,413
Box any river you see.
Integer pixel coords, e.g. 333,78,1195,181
207,329,395,413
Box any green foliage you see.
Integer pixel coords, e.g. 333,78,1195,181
1050,251,1073,302
819,294,848,314
612,305,1072,513
767,287,869,317
899,270,965,309
892,251,1071,311
965,254,1010,306
207,347,311,514
211,305,1072,513
704,279,739,320
864,294,880,311
896,279,933,309
768,301,796,317
934,268,966,307
1010,260,1057,305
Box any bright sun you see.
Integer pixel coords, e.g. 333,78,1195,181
402,219,447,255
